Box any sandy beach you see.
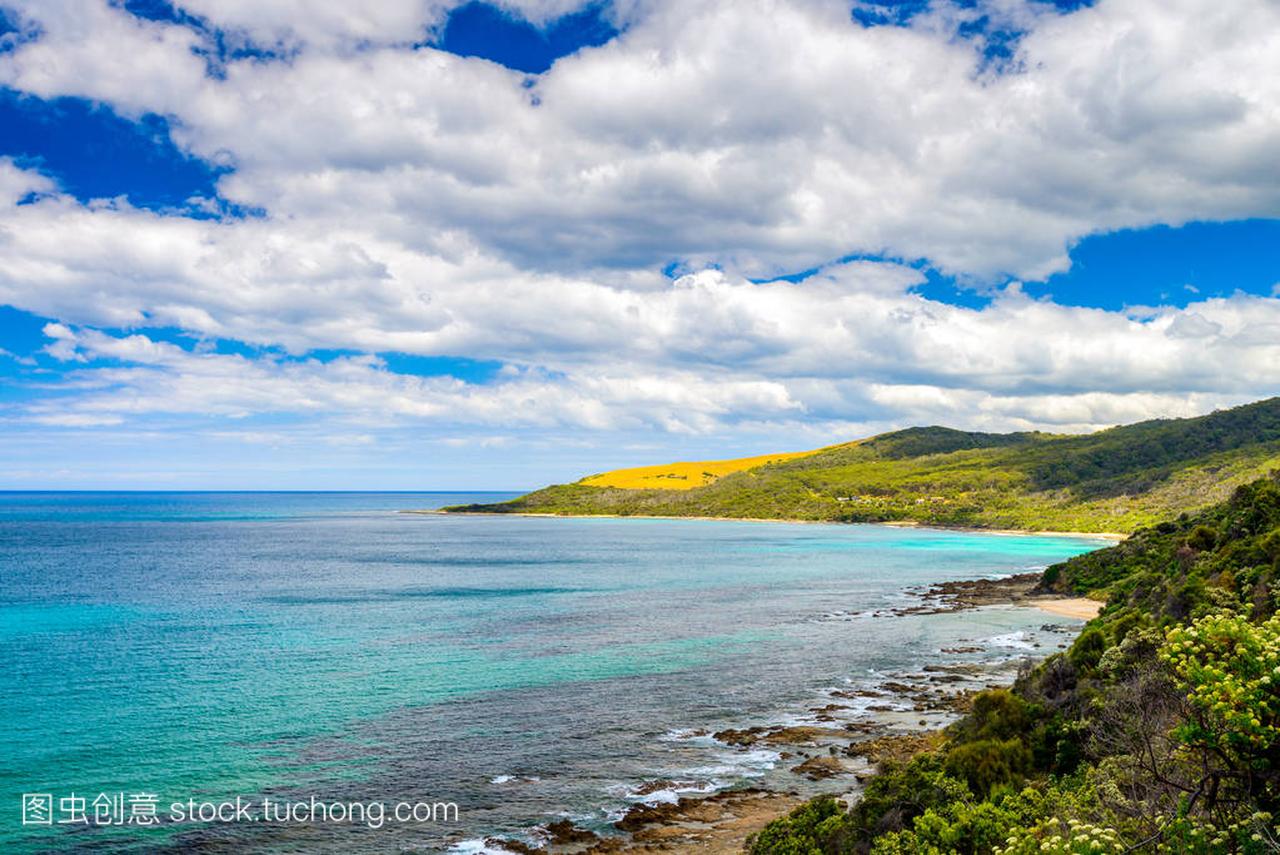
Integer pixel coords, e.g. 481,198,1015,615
1028,597,1104,619
411,509,1129,542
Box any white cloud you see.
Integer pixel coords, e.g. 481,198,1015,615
3,0,1279,280
21,277,1280,437
0,0,1279,472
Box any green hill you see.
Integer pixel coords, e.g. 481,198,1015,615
446,397,1280,534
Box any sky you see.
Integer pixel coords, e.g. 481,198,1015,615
0,0,1278,490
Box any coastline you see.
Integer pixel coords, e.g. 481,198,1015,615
470,574,1101,854
406,509,1128,542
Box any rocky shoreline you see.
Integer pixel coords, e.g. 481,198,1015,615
467,576,1091,854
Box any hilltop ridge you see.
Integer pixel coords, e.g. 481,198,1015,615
445,397,1280,534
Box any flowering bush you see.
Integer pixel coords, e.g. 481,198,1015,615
993,818,1122,854
1160,612,1280,764
1152,811,1280,853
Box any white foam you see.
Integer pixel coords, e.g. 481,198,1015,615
449,839,526,855
690,747,781,778
657,728,713,744
627,780,719,805
986,631,1035,650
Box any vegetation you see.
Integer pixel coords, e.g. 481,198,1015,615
446,397,1280,534
577,448,820,490
749,473,1280,853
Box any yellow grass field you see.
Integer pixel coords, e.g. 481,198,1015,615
579,449,821,490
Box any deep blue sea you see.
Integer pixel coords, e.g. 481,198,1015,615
0,492,1107,853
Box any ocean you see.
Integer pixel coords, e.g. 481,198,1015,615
0,492,1106,852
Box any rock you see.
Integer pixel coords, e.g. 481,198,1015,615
848,732,942,764
923,663,984,674
876,572,1042,616
790,755,845,780
712,726,767,746
628,779,704,798
715,725,843,746
545,819,600,846
809,703,848,714
832,688,887,699
843,721,879,735
763,726,846,745
615,801,682,832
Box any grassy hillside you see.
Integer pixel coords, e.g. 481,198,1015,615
578,448,822,490
447,397,1280,534
749,474,1280,854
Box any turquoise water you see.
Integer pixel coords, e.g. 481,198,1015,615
0,493,1105,852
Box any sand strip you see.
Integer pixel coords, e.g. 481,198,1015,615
1027,597,1102,620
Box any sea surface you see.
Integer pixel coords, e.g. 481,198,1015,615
0,492,1107,853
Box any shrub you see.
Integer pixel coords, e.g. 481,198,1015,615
945,739,1033,798
1161,612,1280,766
847,754,973,840
870,788,1050,855
994,818,1123,854
951,689,1034,743
1068,627,1108,671
748,795,845,855
1186,525,1219,552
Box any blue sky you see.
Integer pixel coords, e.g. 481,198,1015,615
0,0,1278,488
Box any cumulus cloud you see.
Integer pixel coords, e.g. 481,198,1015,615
0,0,1278,467
30,325,804,433
3,0,1279,278
20,272,1280,436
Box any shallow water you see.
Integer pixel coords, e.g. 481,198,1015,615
0,492,1105,852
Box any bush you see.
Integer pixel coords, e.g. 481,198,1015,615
945,739,1033,798
994,818,1123,854
1068,627,1108,671
871,788,1050,855
951,689,1034,743
1161,612,1280,765
1186,524,1219,552
749,795,845,855
847,755,973,840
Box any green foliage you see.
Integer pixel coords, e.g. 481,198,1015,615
844,754,973,841
1153,812,1280,853
944,739,1033,798
859,426,1042,460
950,689,1034,743
1067,626,1109,671
1187,524,1220,552
871,788,1049,854
749,796,846,855
994,818,1123,854
1040,476,1280,618
1162,612,1280,763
